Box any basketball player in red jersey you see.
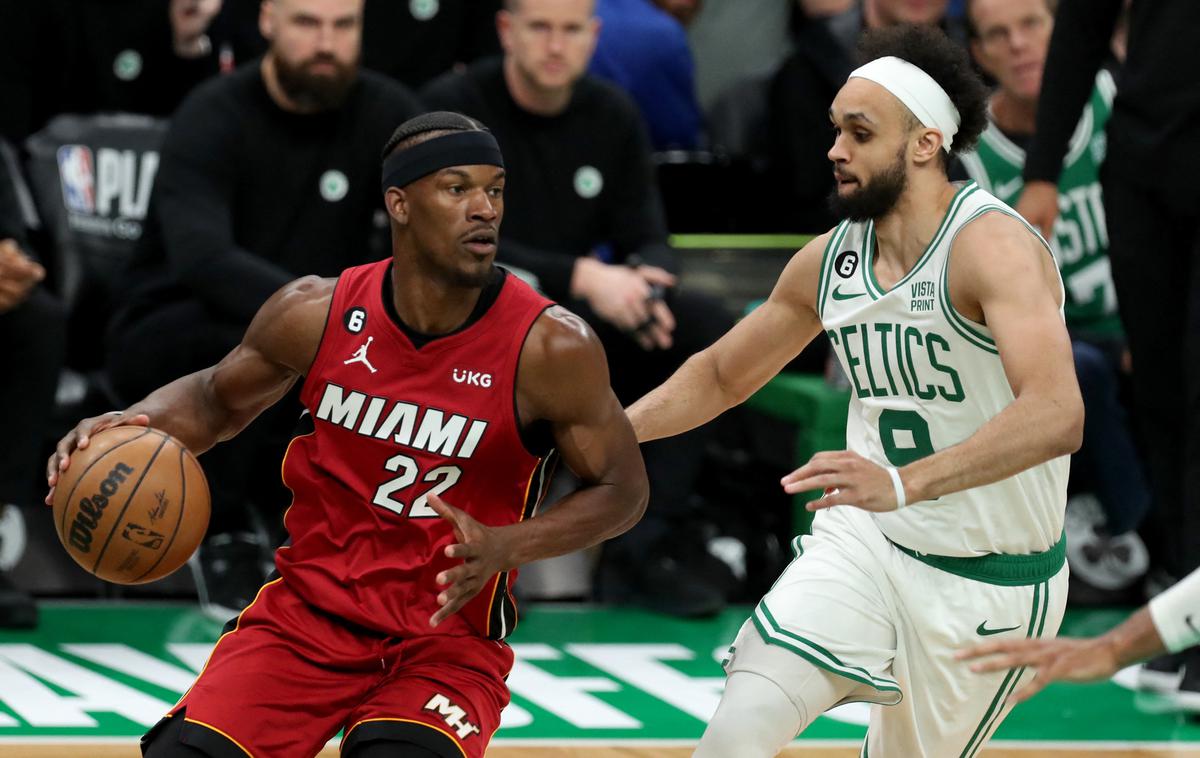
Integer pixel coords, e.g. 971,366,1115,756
46,112,649,758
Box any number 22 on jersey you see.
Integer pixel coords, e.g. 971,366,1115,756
373,454,462,518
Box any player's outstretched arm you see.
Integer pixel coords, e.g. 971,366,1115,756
425,306,650,626
627,231,830,442
959,564,1200,703
47,277,333,502
956,606,1160,704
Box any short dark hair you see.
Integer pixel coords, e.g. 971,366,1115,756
855,24,989,167
380,111,489,162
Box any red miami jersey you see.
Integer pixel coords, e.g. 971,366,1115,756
276,259,556,641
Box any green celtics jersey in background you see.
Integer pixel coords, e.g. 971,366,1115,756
816,182,1068,556
960,71,1119,336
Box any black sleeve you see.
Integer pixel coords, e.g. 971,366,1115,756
1024,0,1123,183
153,93,292,321
604,103,677,275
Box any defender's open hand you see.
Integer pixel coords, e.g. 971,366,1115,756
957,636,1122,704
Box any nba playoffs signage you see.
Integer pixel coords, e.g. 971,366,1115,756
56,144,158,241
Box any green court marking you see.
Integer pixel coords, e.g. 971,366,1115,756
0,604,1197,744
669,234,815,249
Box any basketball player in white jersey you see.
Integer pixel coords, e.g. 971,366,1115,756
628,25,1084,756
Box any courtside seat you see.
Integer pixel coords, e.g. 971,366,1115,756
24,112,167,377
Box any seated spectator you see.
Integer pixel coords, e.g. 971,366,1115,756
423,0,734,617
0,0,226,143
766,0,963,232
201,0,504,90
106,0,422,616
0,142,66,628
588,0,704,150
958,0,1149,589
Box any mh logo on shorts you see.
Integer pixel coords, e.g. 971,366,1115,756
423,693,481,739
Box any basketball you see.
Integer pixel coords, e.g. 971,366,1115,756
51,425,210,585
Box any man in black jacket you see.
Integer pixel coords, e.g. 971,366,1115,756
108,0,422,616
423,0,733,617
1015,0,1200,708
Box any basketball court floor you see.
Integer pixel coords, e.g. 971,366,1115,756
1,604,1198,757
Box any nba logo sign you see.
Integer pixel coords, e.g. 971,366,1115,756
57,145,96,214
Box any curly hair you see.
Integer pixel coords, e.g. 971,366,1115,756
380,111,489,162
855,25,990,168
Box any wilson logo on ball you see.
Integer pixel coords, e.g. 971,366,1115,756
68,462,135,553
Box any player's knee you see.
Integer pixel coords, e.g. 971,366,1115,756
695,672,804,758
343,739,450,758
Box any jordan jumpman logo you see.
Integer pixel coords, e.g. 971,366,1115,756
344,336,378,373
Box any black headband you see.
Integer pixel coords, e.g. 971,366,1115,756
380,130,505,192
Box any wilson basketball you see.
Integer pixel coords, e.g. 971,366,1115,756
51,425,210,585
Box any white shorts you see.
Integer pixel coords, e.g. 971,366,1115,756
723,506,1067,757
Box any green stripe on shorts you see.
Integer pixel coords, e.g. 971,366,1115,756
960,580,1047,757
751,602,902,696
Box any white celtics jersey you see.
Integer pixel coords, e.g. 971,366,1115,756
816,181,1068,556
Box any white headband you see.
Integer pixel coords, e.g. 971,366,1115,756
849,56,960,153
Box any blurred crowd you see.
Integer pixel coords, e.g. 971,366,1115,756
1,0,1197,704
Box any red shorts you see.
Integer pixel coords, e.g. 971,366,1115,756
142,578,513,758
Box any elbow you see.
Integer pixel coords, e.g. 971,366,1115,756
1054,395,1085,457
614,473,650,537
710,353,751,408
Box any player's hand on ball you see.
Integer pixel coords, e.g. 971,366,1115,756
45,411,150,505
782,450,903,512
956,636,1122,704
427,493,514,628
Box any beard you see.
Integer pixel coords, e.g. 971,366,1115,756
273,52,358,111
827,146,909,222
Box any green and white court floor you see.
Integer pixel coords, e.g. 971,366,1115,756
1,603,1198,754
